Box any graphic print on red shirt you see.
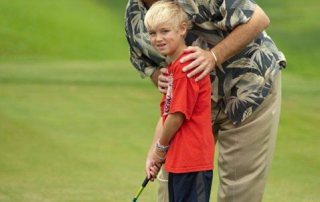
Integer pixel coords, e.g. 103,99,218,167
163,74,173,116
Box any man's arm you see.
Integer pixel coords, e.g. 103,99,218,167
212,5,270,66
150,68,169,93
181,5,270,80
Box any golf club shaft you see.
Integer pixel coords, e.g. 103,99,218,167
132,177,149,202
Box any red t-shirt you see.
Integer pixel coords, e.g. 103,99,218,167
160,52,214,173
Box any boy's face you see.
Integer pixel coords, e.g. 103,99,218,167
148,23,186,57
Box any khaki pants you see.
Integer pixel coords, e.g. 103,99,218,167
157,168,169,202
157,73,281,202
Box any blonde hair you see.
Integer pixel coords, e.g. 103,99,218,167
144,1,191,31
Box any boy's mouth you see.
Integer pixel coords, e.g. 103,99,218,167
156,43,166,50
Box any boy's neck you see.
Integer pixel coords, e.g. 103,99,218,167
167,44,187,64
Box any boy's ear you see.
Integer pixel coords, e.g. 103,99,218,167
179,22,188,36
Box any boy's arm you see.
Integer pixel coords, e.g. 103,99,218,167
146,113,185,180
159,112,185,146
145,117,163,181
152,112,185,164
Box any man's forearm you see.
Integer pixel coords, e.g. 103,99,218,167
212,5,270,65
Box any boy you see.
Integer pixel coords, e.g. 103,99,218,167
144,1,215,202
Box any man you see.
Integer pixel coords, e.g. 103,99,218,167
125,0,286,201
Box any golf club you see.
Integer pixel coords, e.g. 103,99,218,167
132,177,149,202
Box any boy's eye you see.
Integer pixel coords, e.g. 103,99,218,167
161,29,170,33
148,32,156,36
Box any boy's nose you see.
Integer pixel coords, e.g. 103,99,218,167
155,33,163,41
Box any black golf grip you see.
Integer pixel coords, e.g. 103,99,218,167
142,177,149,187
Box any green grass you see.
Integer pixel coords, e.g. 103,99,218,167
0,0,319,201
260,0,320,77
0,0,128,61
0,61,319,201
1,0,320,77
0,61,159,201
264,74,320,202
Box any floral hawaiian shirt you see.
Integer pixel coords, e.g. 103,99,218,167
125,0,286,125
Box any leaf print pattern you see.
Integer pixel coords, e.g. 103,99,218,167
125,0,165,78
125,0,286,124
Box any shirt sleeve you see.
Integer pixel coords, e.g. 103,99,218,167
125,1,166,78
169,76,200,120
124,20,155,78
126,39,157,78
213,0,256,32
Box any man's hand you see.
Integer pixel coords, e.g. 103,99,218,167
150,68,169,93
158,68,169,93
180,46,216,82
150,68,161,87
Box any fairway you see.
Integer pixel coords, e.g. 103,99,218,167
0,0,320,201
0,61,319,201
0,61,159,201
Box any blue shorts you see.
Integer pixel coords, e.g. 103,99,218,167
168,170,213,202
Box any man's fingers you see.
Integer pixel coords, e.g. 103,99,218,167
158,79,168,93
158,73,167,82
158,87,167,94
187,63,206,78
180,47,215,81
180,52,199,66
183,46,198,54
195,68,210,82
158,71,169,93
182,58,201,73
158,79,168,87
160,68,168,74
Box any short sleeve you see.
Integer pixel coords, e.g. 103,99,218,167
169,77,199,120
213,0,256,32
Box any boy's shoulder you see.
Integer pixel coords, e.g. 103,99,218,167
171,52,193,67
169,52,193,78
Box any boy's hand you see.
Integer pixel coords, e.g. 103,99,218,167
145,156,160,181
148,162,161,181
146,148,167,181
